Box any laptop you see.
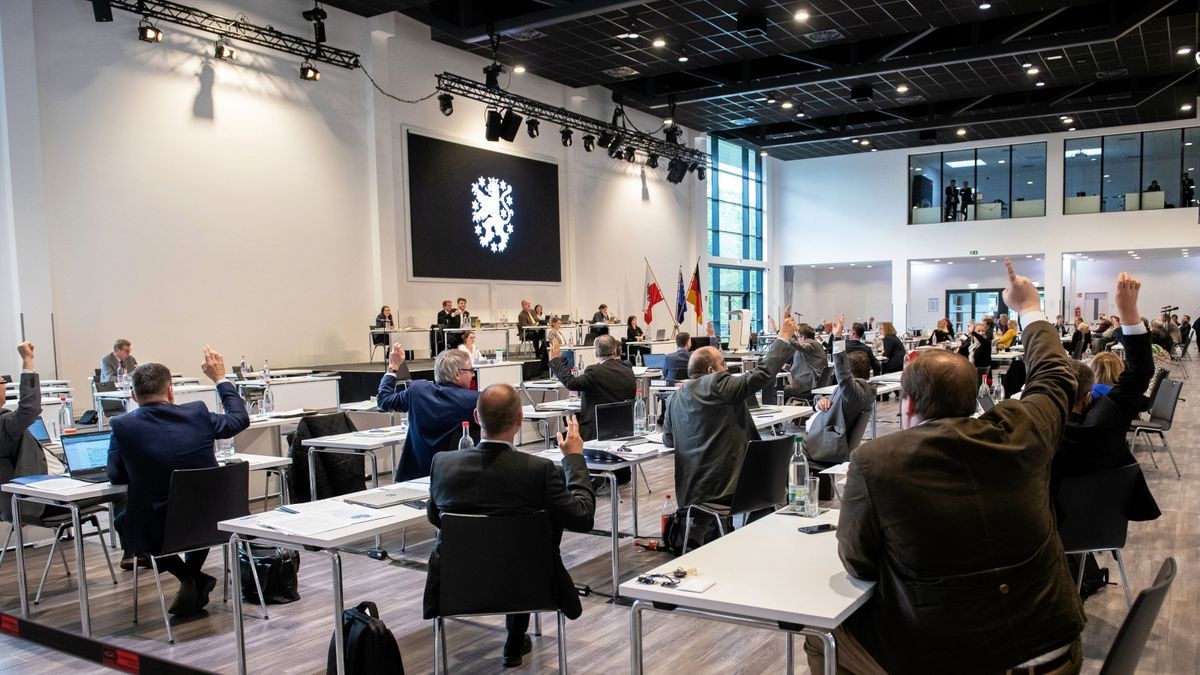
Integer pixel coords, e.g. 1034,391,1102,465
343,486,427,509
655,329,666,341
561,315,570,323
61,430,113,483
593,400,640,444
643,353,667,370
29,417,54,445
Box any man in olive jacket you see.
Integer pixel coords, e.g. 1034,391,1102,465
807,260,1085,674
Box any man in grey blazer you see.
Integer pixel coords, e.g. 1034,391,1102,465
99,338,137,383
784,322,827,401
804,313,876,465
664,308,797,508
0,342,47,524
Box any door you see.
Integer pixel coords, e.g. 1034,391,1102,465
1083,293,1107,321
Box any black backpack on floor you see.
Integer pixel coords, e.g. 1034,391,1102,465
327,601,405,675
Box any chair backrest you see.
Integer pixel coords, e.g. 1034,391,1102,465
160,462,250,556
434,512,559,617
844,409,872,453
1147,378,1181,429
1056,464,1139,553
1099,557,1177,675
729,436,793,515
816,365,835,388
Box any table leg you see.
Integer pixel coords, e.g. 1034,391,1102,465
870,400,878,439
369,450,382,550
629,599,645,675
230,535,247,675
309,450,319,504
630,463,640,538
70,504,91,636
608,472,620,596
330,550,346,675
785,632,794,675
13,495,28,618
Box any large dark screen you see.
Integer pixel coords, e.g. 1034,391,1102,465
407,132,561,282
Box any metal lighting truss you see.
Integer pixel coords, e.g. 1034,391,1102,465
436,72,710,168
105,0,361,68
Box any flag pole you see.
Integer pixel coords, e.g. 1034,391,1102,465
645,258,679,329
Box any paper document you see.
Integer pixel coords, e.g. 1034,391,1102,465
352,425,406,437
341,400,379,411
265,409,306,418
583,440,626,452
820,462,851,475
12,476,98,491
643,432,665,444
256,501,391,537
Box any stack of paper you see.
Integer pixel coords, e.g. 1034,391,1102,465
256,501,390,537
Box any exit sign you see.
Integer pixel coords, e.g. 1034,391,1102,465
969,250,979,255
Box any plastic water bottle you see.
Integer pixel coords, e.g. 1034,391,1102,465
992,378,1005,402
633,392,648,434
262,359,271,382
457,421,473,450
569,368,580,403
636,351,643,367
216,438,235,460
240,355,248,374
978,374,990,400
58,396,73,434
659,494,675,537
788,437,810,513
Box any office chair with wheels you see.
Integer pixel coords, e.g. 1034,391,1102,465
131,462,267,643
1098,557,1176,675
1055,464,1142,608
682,436,792,553
429,512,570,674
1129,377,1182,478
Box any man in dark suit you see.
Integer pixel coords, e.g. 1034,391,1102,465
107,347,250,617
591,304,610,324
662,332,691,382
664,309,797,508
845,322,881,376
424,386,594,668
99,338,137,383
0,343,49,525
804,314,875,465
517,298,545,359
377,346,478,481
436,300,455,327
943,179,959,221
808,259,1085,674
548,335,635,441
784,322,827,401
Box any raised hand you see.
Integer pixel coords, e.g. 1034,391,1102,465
778,305,797,340
16,342,34,369
1001,257,1040,314
389,343,406,370
201,346,226,382
557,415,583,455
1114,272,1141,324
834,313,845,337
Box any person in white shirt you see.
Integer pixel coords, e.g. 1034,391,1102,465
457,330,484,362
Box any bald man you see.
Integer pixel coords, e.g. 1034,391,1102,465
517,298,544,359
663,309,798,508
424,384,595,668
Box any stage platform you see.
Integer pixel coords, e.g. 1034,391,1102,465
308,358,547,403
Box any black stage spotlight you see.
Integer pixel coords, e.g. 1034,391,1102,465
437,93,454,116
485,109,503,142
300,60,320,81
666,158,689,184
646,153,659,169
624,146,636,162
688,162,698,173
526,119,540,139
596,130,615,148
560,128,573,147
664,126,682,145
483,63,503,90
92,0,113,22
302,3,327,44
582,134,595,151
499,109,523,142
138,19,163,43
607,143,623,159
214,38,237,60
696,165,706,180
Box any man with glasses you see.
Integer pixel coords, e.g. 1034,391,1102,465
377,346,479,481
100,338,137,383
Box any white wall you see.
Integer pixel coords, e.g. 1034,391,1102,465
772,115,1200,331
908,257,1046,331
787,265,892,326
0,0,703,391
1070,256,1200,322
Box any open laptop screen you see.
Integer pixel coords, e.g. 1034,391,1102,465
594,401,634,441
62,431,112,472
29,417,51,443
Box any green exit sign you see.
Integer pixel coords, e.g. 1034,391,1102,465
969,250,979,255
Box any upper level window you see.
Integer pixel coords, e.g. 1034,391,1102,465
908,142,1046,224
1064,126,1199,214
708,139,763,260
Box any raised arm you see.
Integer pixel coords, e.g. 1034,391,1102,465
1106,273,1153,421
377,344,412,412
0,343,41,454
544,416,596,532
201,346,251,437
1004,258,1073,437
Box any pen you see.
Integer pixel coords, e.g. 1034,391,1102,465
277,506,299,514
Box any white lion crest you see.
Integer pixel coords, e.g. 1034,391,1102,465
470,176,514,253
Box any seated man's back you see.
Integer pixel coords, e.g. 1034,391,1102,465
805,338,874,464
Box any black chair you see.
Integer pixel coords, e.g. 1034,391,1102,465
1098,557,1176,675
132,462,267,643
370,326,390,362
683,435,793,553
430,512,568,674
287,413,364,503
815,365,835,389
1056,464,1142,608
93,378,126,420
1129,377,1182,478
16,506,118,605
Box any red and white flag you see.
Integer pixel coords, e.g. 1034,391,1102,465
643,262,666,324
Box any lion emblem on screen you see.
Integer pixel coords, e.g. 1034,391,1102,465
470,176,515,253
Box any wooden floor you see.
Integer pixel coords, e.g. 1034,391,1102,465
0,360,1195,674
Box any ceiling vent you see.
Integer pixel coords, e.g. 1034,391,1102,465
1095,68,1128,80
601,66,640,78
736,12,769,39
896,94,926,104
806,29,844,43
850,83,874,103
729,118,758,126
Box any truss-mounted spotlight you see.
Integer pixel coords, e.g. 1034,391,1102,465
300,60,320,81
214,38,236,60
483,63,503,90
664,126,682,145
624,145,636,162
646,153,659,169
138,18,163,43
582,134,595,151
560,127,573,147
607,142,623,159
302,2,327,44
526,119,540,139
437,93,454,116
597,130,615,148
696,165,706,181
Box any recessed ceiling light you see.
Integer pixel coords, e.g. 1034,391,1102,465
1186,142,1194,146
760,150,768,157
998,159,1006,164
781,101,794,109
979,257,986,260
678,54,689,62
990,259,997,263
1045,55,1063,61
1027,180,1034,185
794,10,810,22
867,265,873,268
1068,127,1076,131
1127,250,1134,253
1103,174,1110,178
1178,46,1194,55
870,148,878,152
1026,254,1033,258
848,138,858,143
766,93,778,104
1026,67,1040,75
934,259,941,262
1036,258,1042,261
860,139,870,146
1061,117,1073,124
956,128,967,136
828,266,834,270
513,65,526,74
811,265,816,268
1021,62,1033,68
652,37,666,48
795,111,805,117
1035,81,1045,87
896,84,909,93
947,261,954,264
850,263,856,266
1181,103,1194,111
978,2,991,9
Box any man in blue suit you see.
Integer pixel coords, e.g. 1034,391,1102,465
662,332,691,382
377,345,479,481
107,346,249,616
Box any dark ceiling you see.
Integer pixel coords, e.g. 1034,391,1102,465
322,0,1200,160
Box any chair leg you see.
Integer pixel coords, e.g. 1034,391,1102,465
557,610,568,675
1075,554,1087,595
533,612,542,636
0,524,13,572
714,514,726,537
34,524,69,605
90,516,117,585
244,542,269,620
133,562,139,624
222,544,229,604
106,503,118,549
434,617,447,675
637,465,652,495
149,556,175,644
1137,430,1160,470
1112,549,1133,608
682,507,693,555
1158,433,1181,478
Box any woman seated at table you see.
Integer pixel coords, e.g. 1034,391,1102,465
931,318,954,344
546,316,567,347
457,330,484,363
959,322,993,380
626,315,645,342
373,306,394,359
879,322,905,374
533,304,546,324
994,322,1019,350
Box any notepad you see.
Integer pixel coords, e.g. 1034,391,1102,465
12,475,97,491
256,501,390,537
676,578,714,593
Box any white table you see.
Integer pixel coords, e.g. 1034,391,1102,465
443,326,512,356
3,396,70,436
750,405,814,429
472,361,522,389
625,340,676,361
623,510,874,675
94,384,217,428
234,375,340,413
226,453,293,505
3,480,126,636
221,483,431,675
300,426,408,501
368,327,434,360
